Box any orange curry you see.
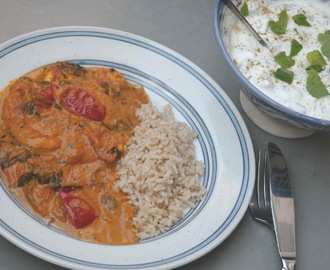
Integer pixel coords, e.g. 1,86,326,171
0,62,149,244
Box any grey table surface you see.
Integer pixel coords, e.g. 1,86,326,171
0,1,330,269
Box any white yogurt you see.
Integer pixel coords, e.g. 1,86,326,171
230,0,330,120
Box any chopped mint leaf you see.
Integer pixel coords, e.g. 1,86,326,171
321,39,330,60
274,52,295,68
240,2,249,16
290,39,303,57
318,30,330,44
269,10,288,34
306,50,327,71
274,68,294,84
306,69,329,98
306,65,324,73
318,30,330,60
292,14,311,27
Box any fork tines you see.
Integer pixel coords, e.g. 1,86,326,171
249,149,273,228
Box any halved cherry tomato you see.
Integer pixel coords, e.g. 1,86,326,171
61,87,105,121
34,98,52,109
59,188,96,229
34,84,57,109
39,84,56,101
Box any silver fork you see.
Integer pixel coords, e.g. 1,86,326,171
249,149,273,228
250,148,296,270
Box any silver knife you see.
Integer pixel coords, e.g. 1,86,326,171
268,142,296,270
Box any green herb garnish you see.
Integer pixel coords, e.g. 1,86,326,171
318,30,330,60
306,50,327,71
290,39,303,57
318,30,330,44
269,10,288,34
274,68,294,84
240,1,249,16
274,52,295,68
322,41,330,60
306,65,324,73
306,69,329,98
292,14,311,27
274,39,302,70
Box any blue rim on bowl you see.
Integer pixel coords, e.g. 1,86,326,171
213,0,330,133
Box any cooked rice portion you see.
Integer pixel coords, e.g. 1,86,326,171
117,103,206,239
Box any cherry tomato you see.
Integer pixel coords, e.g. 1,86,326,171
61,87,105,121
34,84,56,109
59,188,96,229
34,98,52,109
39,84,56,101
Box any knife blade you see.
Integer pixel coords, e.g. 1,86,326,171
267,142,296,270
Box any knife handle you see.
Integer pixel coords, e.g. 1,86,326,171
281,258,295,270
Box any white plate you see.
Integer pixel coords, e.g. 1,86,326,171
0,26,255,270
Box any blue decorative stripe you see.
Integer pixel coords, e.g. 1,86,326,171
0,29,252,269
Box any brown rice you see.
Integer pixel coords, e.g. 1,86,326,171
117,103,206,239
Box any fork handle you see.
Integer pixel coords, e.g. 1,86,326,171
281,258,295,270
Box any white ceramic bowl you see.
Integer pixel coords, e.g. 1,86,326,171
214,0,330,138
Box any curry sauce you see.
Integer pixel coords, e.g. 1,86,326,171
0,62,149,244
